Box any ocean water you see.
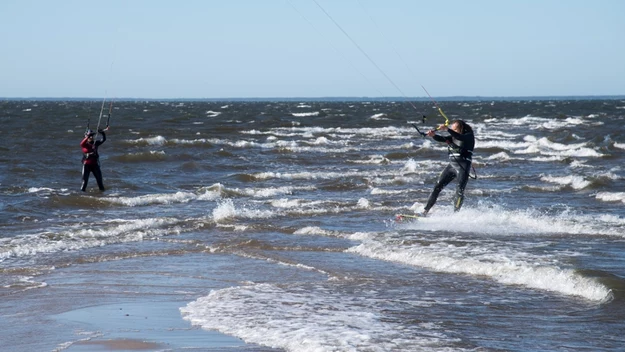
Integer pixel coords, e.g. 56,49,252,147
1,98,625,351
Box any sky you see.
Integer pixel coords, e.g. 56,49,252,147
1,0,624,99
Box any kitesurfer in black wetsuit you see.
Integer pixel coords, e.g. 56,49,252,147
421,119,475,216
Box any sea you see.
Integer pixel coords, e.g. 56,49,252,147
1,98,625,351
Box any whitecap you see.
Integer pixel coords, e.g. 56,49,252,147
614,142,625,150
349,240,610,302
292,112,319,117
596,192,625,203
102,191,198,207
541,175,591,190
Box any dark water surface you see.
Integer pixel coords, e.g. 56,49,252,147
1,99,625,351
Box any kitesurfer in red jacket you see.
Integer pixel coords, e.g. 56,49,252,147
80,129,106,191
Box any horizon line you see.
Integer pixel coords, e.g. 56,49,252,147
2,94,624,102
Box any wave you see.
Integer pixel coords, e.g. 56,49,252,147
399,204,625,237
208,196,398,225
121,136,214,148
541,175,591,190
124,136,168,146
0,218,184,262
292,111,320,117
348,240,610,301
206,110,222,117
540,172,620,191
342,204,621,301
74,184,314,209
181,283,467,352
348,155,391,165
596,192,625,203
100,190,219,207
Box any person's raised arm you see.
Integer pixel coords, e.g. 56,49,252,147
97,130,106,144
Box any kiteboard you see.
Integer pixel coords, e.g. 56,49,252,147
394,213,421,222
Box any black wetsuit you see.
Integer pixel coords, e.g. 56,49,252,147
424,128,474,212
80,132,106,191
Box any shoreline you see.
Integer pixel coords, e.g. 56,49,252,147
54,300,258,351
0,251,285,352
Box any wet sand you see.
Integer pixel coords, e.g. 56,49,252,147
0,252,282,351
56,301,247,351
70,339,162,351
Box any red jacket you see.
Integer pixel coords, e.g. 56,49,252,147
81,132,106,165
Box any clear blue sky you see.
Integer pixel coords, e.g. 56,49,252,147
1,0,623,99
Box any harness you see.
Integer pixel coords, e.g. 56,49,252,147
82,141,99,162
447,139,473,161
446,137,477,179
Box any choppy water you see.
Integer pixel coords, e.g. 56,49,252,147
1,99,625,351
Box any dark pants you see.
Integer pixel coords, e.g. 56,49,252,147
425,159,471,213
81,163,105,191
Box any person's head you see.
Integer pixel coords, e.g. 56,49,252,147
450,120,473,134
85,130,95,140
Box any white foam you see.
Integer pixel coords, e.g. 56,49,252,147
292,111,319,117
370,187,404,195
126,136,167,146
0,218,180,261
307,136,331,145
270,198,301,208
212,199,237,222
401,159,420,173
505,115,593,130
212,199,275,222
102,191,200,206
370,113,389,120
206,110,222,117
512,136,604,158
358,204,622,300
485,152,512,161
541,175,591,190
356,198,371,209
349,239,610,302
233,140,260,148
3,275,48,291
407,205,622,237
570,160,590,168
181,283,465,352
349,155,390,165
99,187,222,207
170,138,209,145
596,192,625,203
27,187,58,193
293,226,338,237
